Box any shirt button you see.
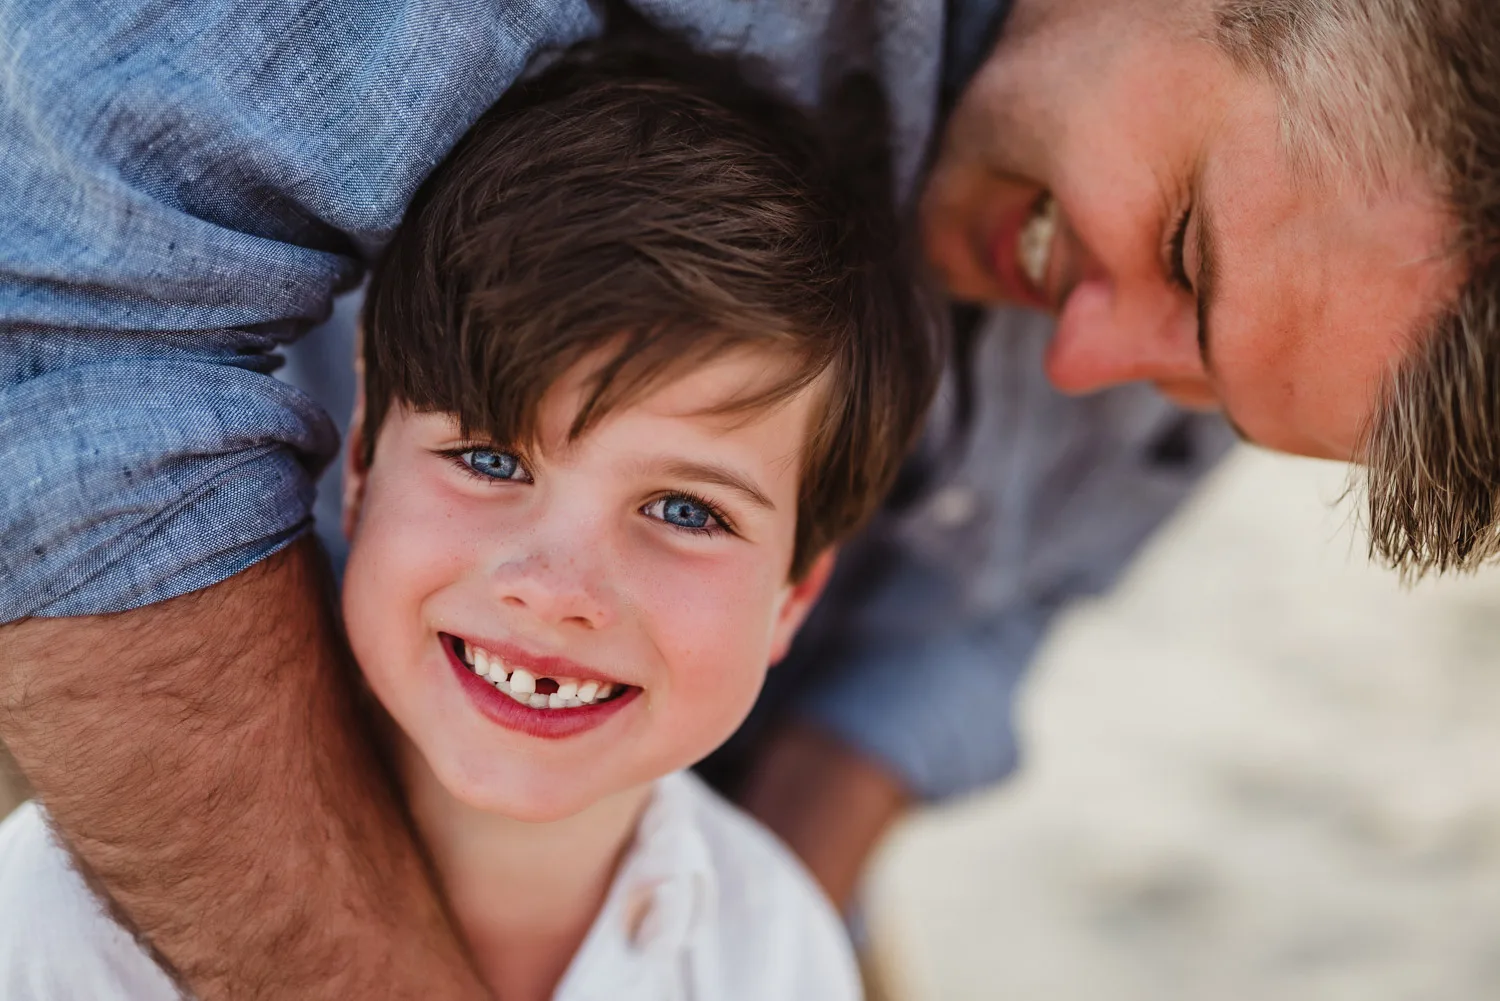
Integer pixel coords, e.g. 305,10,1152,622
624,882,659,950
626,878,698,954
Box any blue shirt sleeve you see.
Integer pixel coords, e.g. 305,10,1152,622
0,0,598,620
791,307,1237,800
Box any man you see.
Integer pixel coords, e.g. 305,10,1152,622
922,0,1495,572
0,2,1493,1000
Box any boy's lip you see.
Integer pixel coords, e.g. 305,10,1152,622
441,637,640,740
446,632,633,688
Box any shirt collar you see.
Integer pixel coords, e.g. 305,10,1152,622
614,772,718,957
554,773,718,1000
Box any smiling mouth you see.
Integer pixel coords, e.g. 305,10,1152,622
1017,191,1058,294
446,635,630,711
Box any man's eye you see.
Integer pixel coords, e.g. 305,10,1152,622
1168,205,1194,293
461,449,529,482
643,494,726,534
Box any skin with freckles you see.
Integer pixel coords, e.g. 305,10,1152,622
339,349,834,999
343,349,832,822
921,0,1462,459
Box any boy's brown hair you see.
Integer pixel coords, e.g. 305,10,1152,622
361,34,939,579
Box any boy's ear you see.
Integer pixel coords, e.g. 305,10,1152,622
767,548,838,667
342,381,369,543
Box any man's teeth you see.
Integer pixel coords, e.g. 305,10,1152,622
1018,193,1058,291
461,641,619,709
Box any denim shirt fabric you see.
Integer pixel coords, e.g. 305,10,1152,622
0,0,1227,800
1,0,596,616
786,307,1234,799
0,0,947,619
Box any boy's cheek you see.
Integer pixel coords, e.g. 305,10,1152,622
636,563,783,732
657,648,768,772
636,607,767,773
357,472,479,584
342,492,466,689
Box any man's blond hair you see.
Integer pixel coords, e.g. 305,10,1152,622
1215,0,1500,576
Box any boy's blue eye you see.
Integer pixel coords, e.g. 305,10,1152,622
660,496,711,529
645,494,721,532
462,449,525,481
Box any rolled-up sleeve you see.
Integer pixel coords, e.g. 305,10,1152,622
0,0,597,621
791,307,1237,801
0,331,339,618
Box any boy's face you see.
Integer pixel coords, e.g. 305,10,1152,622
342,349,833,822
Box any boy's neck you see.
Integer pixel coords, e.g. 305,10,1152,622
398,739,651,1001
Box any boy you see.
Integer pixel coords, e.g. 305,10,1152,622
0,33,937,1000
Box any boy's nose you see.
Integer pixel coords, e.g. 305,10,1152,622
488,551,612,631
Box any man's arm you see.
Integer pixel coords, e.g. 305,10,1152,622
0,539,488,997
0,3,614,994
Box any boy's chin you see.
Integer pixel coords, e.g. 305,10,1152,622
474,793,596,825
436,761,636,824
443,773,593,823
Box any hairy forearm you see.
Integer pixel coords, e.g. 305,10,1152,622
0,538,488,999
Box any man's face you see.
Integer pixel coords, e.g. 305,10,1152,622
922,0,1459,459
342,350,830,823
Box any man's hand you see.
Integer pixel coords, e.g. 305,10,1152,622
739,723,910,909
0,538,489,999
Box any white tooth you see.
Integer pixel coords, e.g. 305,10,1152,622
565,698,582,708
473,649,490,676
577,680,600,702
510,669,536,695
507,687,529,705
595,683,614,700
556,679,579,701
1018,194,1057,291
528,693,549,709
494,675,510,692
548,693,567,709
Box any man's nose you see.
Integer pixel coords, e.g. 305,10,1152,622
488,544,613,631
1043,276,1212,397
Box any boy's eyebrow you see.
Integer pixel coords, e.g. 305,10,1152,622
650,458,776,510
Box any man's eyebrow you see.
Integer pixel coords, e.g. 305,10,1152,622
651,458,776,510
1196,196,1221,377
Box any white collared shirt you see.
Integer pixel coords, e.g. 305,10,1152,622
0,772,861,1001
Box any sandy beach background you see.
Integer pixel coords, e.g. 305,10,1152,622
6,444,1500,999
863,446,1500,1000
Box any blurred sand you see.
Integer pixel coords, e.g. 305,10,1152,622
864,446,1500,1001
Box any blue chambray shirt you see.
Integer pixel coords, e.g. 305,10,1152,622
0,0,946,617
1,0,1229,800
